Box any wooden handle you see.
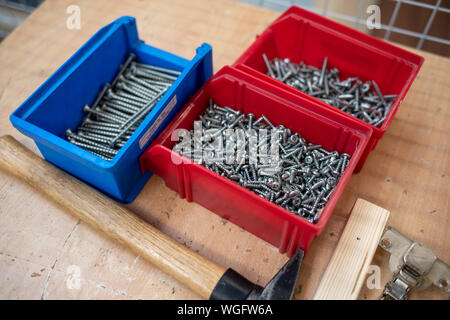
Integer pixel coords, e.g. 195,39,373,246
0,135,225,299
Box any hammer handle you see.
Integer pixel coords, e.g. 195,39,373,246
0,135,225,299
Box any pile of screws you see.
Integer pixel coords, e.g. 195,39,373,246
263,54,397,127
172,101,350,223
66,53,180,160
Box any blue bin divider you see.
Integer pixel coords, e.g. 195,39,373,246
10,16,213,202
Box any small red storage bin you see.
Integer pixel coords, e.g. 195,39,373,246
234,6,424,172
140,66,372,255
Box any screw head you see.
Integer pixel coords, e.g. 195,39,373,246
327,177,336,186
381,238,392,248
438,279,448,288
304,155,313,165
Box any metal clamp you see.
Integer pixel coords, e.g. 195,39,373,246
379,227,449,300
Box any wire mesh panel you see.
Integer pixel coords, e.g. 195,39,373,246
239,0,449,57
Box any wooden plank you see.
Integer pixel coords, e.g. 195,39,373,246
313,199,390,300
0,0,448,300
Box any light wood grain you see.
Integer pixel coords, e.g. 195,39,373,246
0,135,226,299
0,0,448,300
313,199,390,300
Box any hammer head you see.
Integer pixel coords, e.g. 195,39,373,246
210,249,304,300
250,249,304,300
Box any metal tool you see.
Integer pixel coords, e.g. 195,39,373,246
211,249,303,300
0,135,303,300
379,227,450,300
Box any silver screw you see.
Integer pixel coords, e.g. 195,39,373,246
66,53,179,160
109,88,167,147
132,62,181,76
83,105,123,124
172,102,351,223
263,55,396,127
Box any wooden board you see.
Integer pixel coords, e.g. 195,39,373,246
313,199,390,300
0,0,448,300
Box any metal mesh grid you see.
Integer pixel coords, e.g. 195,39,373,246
0,0,44,41
239,0,450,54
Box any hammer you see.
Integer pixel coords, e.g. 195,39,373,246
0,135,303,300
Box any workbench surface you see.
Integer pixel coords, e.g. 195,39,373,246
0,0,448,300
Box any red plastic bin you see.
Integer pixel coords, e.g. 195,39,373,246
140,66,372,255
233,6,424,172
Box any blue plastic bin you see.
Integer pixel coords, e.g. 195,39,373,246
10,16,213,202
